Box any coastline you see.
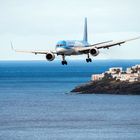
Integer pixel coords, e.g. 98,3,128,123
71,80,140,95
71,64,140,95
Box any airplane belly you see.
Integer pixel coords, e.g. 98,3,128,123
62,49,81,55
56,45,84,56
66,47,82,55
64,49,75,55
56,47,75,55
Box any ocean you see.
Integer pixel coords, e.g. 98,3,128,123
0,60,140,140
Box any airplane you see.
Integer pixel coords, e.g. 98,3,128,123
11,18,140,65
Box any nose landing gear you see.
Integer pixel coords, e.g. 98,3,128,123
62,60,67,65
61,55,68,65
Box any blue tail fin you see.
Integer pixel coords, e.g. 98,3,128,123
83,18,88,42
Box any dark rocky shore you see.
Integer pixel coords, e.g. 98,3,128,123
71,80,140,95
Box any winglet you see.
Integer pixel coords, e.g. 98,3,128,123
10,41,14,51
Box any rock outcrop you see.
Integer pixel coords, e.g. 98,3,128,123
71,80,140,95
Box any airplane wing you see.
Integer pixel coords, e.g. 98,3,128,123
77,37,140,53
86,40,113,47
11,42,56,54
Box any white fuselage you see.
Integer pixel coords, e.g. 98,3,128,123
55,40,89,55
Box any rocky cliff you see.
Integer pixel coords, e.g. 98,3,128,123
71,80,140,95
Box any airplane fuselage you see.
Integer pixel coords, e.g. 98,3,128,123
55,40,89,55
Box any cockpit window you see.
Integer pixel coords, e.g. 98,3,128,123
56,44,64,47
56,41,66,47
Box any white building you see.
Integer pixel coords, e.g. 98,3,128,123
118,73,139,82
126,68,133,74
108,67,122,74
91,74,104,81
111,73,121,79
132,64,140,69
129,77,138,82
91,64,140,82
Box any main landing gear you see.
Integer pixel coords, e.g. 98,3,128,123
86,58,92,62
61,55,67,65
86,54,92,63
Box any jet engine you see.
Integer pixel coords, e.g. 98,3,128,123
89,48,99,56
46,53,55,61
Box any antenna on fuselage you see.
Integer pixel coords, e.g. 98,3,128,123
83,17,88,42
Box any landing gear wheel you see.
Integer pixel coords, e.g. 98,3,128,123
86,53,92,63
86,59,89,63
62,61,64,65
65,61,67,65
62,61,67,65
86,58,92,63
61,55,67,65
89,58,92,62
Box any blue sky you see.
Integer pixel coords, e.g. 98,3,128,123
0,0,140,60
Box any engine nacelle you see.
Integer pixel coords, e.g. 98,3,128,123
89,48,99,56
46,52,55,61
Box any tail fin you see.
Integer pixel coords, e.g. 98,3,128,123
83,18,88,42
